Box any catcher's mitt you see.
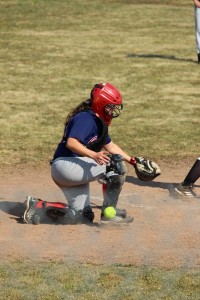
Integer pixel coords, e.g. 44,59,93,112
133,157,161,181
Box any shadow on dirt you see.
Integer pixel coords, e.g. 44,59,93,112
0,201,24,217
127,53,196,63
0,201,25,223
125,175,173,190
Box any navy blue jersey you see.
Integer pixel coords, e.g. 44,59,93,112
53,110,111,159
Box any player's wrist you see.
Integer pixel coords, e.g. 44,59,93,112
129,157,136,166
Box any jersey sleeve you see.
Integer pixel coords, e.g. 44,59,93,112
67,113,94,143
105,135,111,145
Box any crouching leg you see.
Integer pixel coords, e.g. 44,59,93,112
22,196,94,225
101,154,133,224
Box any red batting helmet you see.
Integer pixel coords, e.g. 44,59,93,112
91,82,123,125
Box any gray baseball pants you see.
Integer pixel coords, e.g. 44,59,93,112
51,157,106,212
195,6,200,53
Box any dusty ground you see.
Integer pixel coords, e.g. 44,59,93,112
1,160,200,268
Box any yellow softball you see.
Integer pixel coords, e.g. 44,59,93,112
103,206,116,219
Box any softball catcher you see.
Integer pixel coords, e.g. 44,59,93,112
23,82,161,225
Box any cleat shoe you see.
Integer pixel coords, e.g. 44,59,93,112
115,207,127,218
174,183,197,199
23,196,41,224
82,206,94,224
61,207,94,225
100,214,133,225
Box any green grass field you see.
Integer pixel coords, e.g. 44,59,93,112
1,0,200,298
1,0,200,166
1,261,200,300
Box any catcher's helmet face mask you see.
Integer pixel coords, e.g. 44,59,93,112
91,82,123,125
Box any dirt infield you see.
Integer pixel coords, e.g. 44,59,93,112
1,161,200,268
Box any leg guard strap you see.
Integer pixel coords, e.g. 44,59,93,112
102,174,125,210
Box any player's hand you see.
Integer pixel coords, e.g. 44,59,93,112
194,0,200,8
93,151,110,165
